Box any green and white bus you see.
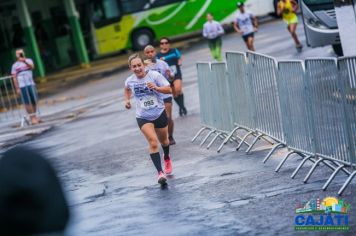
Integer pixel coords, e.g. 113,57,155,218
80,0,277,57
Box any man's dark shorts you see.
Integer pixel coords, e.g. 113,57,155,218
20,85,37,105
136,110,168,129
242,32,254,42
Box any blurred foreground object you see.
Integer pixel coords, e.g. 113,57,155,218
0,146,70,236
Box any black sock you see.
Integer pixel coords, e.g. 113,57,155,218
175,94,186,109
150,152,162,173
162,145,170,160
174,96,182,109
180,93,186,109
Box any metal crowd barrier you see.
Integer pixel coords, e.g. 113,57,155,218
217,52,256,153
206,63,234,149
274,60,347,192
289,59,352,189
337,56,356,195
274,60,316,173
244,52,284,155
193,51,356,195
0,75,40,127
192,63,212,143
306,59,351,163
0,76,23,124
192,62,235,149
225,52,252,128
276,57,356,195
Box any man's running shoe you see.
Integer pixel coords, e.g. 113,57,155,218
169,136,176,145
158,171,167,185
296,44,303,52
164,157,173,175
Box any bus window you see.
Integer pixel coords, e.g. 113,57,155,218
121,0,149,14
150,0,186,8
120,0,186,14
91,0,122,28
103,0,120,18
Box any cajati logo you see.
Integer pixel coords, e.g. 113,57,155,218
294,197,350,231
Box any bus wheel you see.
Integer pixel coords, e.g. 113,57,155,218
132,29,154,51
332,44,343,57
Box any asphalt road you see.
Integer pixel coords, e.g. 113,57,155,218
3,17,355,236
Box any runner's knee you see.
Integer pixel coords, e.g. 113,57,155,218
175,87,182,95
148,138,159,150
161,138,169,147
166,114,172,122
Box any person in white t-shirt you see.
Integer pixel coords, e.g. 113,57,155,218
124,53,173,185
144,45,176,146
11,49,40,124
202,13,225,61
234,2,258,51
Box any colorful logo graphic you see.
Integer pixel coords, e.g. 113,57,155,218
295,197,350,231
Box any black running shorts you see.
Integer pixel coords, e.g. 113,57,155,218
136,110,168,129
242,32,254,42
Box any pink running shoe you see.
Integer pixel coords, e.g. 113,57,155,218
164,157,173,175
158,171,167,185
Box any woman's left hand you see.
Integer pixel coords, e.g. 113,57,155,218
147,82,157,91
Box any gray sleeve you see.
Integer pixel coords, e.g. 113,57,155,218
203,23,208,38
217,22,225,35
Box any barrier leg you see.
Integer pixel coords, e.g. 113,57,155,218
338,170,356,196
245,133,263,154
291,155,314,179
192,127,208,142
261,136,275,145
319,160,349,176
263,143,285,163
21,115,30,127
207,132,222,150
339,165,352,176
234,134,250,146
322,164,345,191
303,158,324,184
217,126,239,153
229,135,240,144
230,125,248,144
21,117,26,127
275,150,296,172
236,131,254,151
200,129,215,147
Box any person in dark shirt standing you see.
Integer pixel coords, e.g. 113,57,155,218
157,37,187,116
